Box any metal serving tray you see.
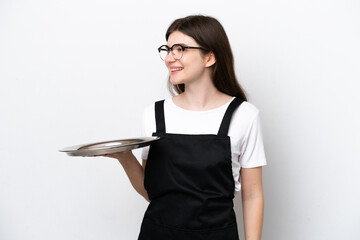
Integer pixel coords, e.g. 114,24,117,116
59,137,159,157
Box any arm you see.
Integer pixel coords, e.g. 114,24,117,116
105,151,150,202
240,166,264,240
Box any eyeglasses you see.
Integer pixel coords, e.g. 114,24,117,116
157,44,207,61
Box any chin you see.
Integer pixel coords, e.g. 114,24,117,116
169,77,185,85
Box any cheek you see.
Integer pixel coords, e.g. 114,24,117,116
187,61,205,74
164,62,171,71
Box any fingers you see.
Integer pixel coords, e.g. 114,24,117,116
81,151,132,159
82,154,112,158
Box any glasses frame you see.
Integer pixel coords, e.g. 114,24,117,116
157,44,207,61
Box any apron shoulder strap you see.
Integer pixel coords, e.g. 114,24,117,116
217,97,244,136
154,100,166,134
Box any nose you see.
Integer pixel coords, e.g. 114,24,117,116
165,51,176,63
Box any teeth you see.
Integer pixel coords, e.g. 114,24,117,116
171,67,183,72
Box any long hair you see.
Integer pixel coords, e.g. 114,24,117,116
165,15,247,101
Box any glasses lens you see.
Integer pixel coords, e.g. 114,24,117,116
159,46,168,60
171,45,183,60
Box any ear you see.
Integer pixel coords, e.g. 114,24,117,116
204,52,216,68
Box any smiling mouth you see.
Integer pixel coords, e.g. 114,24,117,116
171,67,184,72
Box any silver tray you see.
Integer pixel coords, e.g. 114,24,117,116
59,137,159,157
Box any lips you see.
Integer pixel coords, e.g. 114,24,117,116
170,67,184,72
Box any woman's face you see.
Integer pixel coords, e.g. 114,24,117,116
165,31,210,86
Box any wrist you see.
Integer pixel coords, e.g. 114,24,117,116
116,151,135,163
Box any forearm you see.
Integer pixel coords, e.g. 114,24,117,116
242,192,264,240
115,152,149,202
240,167,264,240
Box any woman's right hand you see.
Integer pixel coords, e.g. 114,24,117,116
99,150,134,162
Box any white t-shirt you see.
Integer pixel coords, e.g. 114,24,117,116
141,97,267,192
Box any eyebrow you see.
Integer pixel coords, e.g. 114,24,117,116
167,43,188,47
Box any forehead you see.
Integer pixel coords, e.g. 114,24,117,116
167,31,198,46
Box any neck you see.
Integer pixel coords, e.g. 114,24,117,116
173,76,232,111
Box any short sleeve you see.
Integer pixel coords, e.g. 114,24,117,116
239,111,267,168
141,103,155,160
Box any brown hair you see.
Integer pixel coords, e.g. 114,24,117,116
165,15,247,101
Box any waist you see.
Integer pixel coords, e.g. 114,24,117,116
144,193,236,230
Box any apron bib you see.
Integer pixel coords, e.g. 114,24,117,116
139,98,244,240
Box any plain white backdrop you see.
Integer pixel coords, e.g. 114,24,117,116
1,0,359,239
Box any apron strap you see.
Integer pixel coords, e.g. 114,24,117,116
154,100,166,134
217,97,244,136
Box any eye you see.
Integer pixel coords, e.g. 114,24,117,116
174,45,184,52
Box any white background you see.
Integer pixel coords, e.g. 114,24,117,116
1,0,359,239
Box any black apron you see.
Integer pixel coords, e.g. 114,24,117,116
139,98,244,240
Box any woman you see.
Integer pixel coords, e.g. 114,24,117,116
106,15,266,240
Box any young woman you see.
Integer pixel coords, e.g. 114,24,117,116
105,15,266,240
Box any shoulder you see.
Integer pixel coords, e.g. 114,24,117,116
234,101,260,122
142,98,170,117
228,100,262,137
142,98,174,125
141,100,165,136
